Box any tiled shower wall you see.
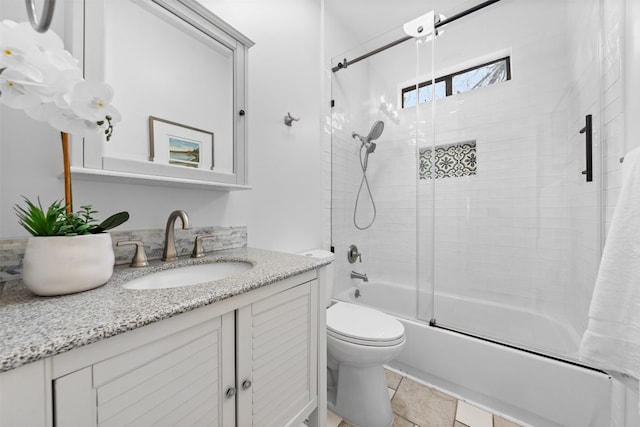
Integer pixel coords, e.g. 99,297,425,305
326,0,626,353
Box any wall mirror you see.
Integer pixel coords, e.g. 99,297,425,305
71,0,253,190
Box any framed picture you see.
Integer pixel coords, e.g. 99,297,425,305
149,116,214,169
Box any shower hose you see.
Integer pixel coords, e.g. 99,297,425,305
353,144,376,230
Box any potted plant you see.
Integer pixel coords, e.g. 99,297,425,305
1,20,123,295
15,199,129,296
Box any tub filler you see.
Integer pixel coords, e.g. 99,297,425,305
335,283,612,427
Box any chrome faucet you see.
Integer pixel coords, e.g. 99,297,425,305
162,210,191,262
351,271,368,282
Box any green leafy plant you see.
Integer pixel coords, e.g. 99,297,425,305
14,197,129,237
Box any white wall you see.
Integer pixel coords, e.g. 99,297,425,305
0,0,324,254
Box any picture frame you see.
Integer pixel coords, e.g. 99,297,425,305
149,116,214,170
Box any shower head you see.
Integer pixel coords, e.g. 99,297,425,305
352,120,385,153
368,120,384,141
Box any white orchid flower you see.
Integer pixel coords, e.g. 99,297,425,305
45,102,101,136
8,20,78,73
1,21,81,102
12,20,64,51
0,20,119,141
0,68,44,109
70,81,121,123
23,101,51,121
0,20,47,83
24,68,83,121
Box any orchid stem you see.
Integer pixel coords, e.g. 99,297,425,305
61,132,73,214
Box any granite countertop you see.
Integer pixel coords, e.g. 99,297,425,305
0,247,329,373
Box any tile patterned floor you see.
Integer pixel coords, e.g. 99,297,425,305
329,368,524,427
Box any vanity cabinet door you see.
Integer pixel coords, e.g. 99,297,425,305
54,313,235,427
236,280,319,427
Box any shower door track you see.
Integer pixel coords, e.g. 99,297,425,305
331,0,502,72
429,321,609,375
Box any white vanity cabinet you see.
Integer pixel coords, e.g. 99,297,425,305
236,280,318,426
0,270,325,427
54,313,236,426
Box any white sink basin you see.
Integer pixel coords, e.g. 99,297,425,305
122,261,253,290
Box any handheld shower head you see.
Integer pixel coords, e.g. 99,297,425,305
352,120,385,152
352,120,385,230
367,120,384,142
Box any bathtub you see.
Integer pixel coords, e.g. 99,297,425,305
335,283,613,427
337,282,582,356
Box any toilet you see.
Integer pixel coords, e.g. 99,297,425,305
300,250,406,427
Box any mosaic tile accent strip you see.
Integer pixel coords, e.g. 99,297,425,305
0,239,27,283
110,226,247,265
419,141,477,179
0,226,247,284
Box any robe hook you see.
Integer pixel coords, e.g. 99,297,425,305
284,112,300,126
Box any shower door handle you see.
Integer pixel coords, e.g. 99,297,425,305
579,114,593,182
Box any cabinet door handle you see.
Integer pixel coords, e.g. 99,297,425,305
226,387,236,398
242,380,252,390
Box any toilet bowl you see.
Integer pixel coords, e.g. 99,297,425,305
298,249,406,427
327,301,405,427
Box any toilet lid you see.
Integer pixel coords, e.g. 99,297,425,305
327,302,405,346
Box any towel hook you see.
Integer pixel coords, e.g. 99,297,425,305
284,112,300,126
25,0,56,33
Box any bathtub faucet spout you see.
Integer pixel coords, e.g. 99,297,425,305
351,271,368,282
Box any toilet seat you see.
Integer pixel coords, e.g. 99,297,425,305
327,302,405,347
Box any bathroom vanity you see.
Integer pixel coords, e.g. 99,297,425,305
0,248,328,427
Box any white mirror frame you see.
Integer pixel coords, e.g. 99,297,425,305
69,0,254,190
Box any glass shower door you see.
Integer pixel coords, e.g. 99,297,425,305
330,22,434,320
419,0,605,361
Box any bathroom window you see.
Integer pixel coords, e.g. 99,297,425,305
401,57,511,108
403,79,446,108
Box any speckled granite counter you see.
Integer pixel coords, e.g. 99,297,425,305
0,247,329,373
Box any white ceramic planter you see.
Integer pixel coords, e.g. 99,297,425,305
22,233,115,296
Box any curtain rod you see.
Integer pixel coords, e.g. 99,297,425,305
332,0,502,73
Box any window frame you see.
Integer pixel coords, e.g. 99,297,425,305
401,56,511,108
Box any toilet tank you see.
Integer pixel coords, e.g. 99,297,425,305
298,249,335,307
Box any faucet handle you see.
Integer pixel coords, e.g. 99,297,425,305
191,234,216,258
117,240,149,268
347,244,362,263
